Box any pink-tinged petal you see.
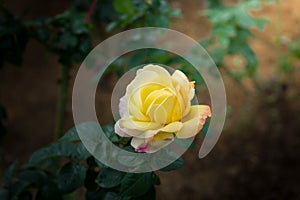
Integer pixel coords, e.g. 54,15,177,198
130,137,150,152
146,132,174,153
114,121,131,137
196,105,211,132
131,132,174,153
119,95,128,118
197,105,212,118
175,105,211,139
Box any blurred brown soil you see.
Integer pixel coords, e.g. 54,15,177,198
1,0,300,199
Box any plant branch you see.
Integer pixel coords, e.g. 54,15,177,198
0,142,4,175
85,0,98,22
54,64,70,140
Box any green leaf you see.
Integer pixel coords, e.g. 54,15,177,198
104,192,121,200
74,142,91,160
27,141,74,167
2,161,18,187
205,0,224,9
146,14,169,28
95,168,125,188
213,24,236,38
8,181,29,197
120,173,153,197
17,170,47,185
57,162,86,193
160,157,184,172
206,9,232,24
113,0,135,15
71,20,89,34
168,9,182,17
128,51,147,70
151,173,160,185
240,45,258,68
117,146,145,167
26,141,89,168
217,35,230,48
102,125,119,143
59,126,80,142
104,192,131,200
244,0,260,9
106,21,119,32
234,7,256,28
209,48,225,65
60,32,78,49
253,18,269,30
0,189,9,200
200,38,213,48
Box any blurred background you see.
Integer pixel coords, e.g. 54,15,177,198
1,0,300,199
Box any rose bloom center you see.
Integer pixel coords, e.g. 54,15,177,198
129,83,182,125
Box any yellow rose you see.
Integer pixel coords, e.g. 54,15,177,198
115,64,211,153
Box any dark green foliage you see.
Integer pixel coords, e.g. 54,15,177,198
109,48,204,85
95,167,126,188
58,162,86,193
0,7,28,68
106,0,181,31
120,173,153,197
27,9,93,66
0,125,170,200
202,0,269,78
205,0,224,9
0,1,214,199
1,161,18,188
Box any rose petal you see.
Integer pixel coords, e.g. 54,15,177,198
175,105,211,138
119,95,128,118
114,121,132,137
143,121,183,137
119,117,162,138
172,70,194,103
140,84,164,102
161,121,183,132
154,105,168,124
127,69,171,97
128,99,149,121
138,64,171,78
144,89,171,112
131,132,174,153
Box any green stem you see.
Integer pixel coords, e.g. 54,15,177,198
275,0,282,74
54,64,70,141
0,142,4,174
